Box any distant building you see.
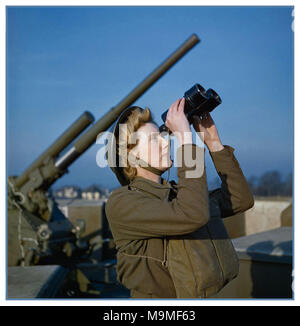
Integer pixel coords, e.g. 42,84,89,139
102,188,111,198
52,184,111,201
82,185,104,200
53,186,82,199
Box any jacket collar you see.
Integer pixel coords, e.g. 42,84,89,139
129,176,173,200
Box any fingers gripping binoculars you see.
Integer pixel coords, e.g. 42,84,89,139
159,83,222,133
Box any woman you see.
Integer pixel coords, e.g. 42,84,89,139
105,97,254,298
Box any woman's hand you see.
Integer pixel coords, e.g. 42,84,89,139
192,112,224,152
165,98,192,146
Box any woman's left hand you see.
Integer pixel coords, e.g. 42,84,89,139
192,112,224,152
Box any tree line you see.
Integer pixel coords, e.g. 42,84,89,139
247,170,292,197
210,170,293,197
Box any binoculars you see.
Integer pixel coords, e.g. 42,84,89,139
159,83,222,133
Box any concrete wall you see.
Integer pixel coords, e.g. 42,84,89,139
57,197,293,240
223,197,292,238
7,265,68,298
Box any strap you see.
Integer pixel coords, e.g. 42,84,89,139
128,185,160,200
137,158,165,176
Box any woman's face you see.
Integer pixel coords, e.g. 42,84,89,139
132,122,173,171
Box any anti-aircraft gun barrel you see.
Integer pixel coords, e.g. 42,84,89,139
10,33,200,211
55,33,200,170
14,111,95,189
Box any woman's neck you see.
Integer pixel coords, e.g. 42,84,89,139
136,167,162,184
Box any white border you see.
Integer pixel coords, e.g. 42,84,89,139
1,0,297,306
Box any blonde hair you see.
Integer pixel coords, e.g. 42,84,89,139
117,106,155,182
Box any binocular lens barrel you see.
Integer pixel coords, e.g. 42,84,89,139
159,84,222,134
204,88,222,112
184,83,208,112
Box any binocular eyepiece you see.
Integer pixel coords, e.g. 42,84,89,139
159,83,222,133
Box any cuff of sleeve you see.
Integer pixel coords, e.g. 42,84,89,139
209,144,234,160
209,144,240,171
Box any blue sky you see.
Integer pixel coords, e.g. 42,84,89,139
6,6,294,190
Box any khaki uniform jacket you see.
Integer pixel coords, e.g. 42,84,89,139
105,143,254,298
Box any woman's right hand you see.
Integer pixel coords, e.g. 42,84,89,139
165,98,192,145
192,113,224,152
